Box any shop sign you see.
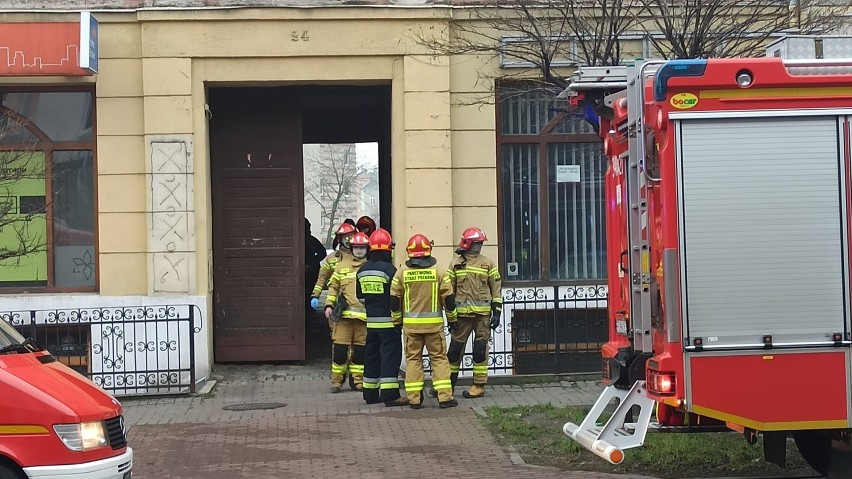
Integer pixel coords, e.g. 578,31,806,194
0,12,99,76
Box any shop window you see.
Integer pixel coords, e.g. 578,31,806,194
0,90,96,291
498,84,606,282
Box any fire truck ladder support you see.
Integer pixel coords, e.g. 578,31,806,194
626,60,664,354
563,380,656,464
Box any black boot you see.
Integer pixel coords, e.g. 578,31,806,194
439,399,459,409
385,397,410,407
431,372,459,398
410,391,424,410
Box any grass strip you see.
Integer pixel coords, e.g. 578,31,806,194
482,404,816,478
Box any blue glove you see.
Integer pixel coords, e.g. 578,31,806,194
310,297,320,310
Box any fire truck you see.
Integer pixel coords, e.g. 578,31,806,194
561,51,852,478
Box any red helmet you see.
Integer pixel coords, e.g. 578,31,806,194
458,227,487,250
336,222,357,236
356,216,377,235
350,232,370,247
369,228,393,252
406,234,432,258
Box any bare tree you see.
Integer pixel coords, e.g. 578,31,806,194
638,0,849,59
0,108,47,266
414,0,636,93
412,0,847,95
303,144,374,247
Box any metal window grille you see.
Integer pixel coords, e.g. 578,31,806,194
498,85,606,282
548,143,607,280
501,144,540,281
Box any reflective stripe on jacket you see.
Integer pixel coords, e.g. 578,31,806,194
326,255,367,321
390,264,456,333
447,253,502,316
312,250,351,296
356,257,399,328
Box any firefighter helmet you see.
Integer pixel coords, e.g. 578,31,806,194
406,234,432,258
458,227,488,251
350,232,370,247
369,228,393,252
356,216,377,235
336,222,357,236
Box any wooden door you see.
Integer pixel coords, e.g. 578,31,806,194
210,88,304,361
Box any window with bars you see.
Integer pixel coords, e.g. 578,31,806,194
498,84,606,283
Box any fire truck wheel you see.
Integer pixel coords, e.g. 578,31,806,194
0,461,26,479
793,430,830,477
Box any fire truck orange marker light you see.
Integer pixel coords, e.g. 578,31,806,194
762,356,773,360
610,449,624,464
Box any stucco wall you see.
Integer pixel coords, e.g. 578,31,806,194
131,8,499,292
0,0,442,8
0,6,506,297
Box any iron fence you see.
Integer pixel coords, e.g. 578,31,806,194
1,304,202,396
422,285,607,377
505,285,608,375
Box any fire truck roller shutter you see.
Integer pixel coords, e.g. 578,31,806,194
676,115,847,349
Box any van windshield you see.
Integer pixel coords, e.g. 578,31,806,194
0,320,27,348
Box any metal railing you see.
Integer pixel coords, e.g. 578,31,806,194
1,305,202,396
506,285,608,375
421,285,607,377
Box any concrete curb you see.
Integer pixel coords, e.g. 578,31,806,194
197,379,217,396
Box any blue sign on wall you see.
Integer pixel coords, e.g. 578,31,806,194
79,12,98,74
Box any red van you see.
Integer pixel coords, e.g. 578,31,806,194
0,318,132,478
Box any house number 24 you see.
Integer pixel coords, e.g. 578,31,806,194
292,30,310,42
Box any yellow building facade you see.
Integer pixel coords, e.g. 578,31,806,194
0,6,525,393
5,4,849,394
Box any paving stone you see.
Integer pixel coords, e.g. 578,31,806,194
124,362,650,478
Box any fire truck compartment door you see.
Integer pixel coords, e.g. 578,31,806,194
677,115,849,349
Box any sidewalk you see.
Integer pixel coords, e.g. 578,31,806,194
123,361,650,479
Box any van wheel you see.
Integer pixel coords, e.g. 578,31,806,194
0,461,26,479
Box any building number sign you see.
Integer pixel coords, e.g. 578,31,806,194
292,30,310,42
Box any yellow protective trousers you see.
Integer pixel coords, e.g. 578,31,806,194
331,318,367,387
404,331,453,404
448,314,491,385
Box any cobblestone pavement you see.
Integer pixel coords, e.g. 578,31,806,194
123,361,655,479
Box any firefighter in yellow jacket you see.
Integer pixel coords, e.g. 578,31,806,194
312,221,356,387
442,226,502,399
390,233,458,409
311,222,357,331
325,231,370,393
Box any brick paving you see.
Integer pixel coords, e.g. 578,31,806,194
122,360,658,478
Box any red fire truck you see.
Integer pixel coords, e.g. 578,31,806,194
562,56,852,478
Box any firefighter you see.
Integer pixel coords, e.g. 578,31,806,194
357,228,409,407
325,231,370,393
356,215,377,236
313,221,357,388
331,218,356,251
311,222,357,330
390,233,458,410
437,226,502,399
